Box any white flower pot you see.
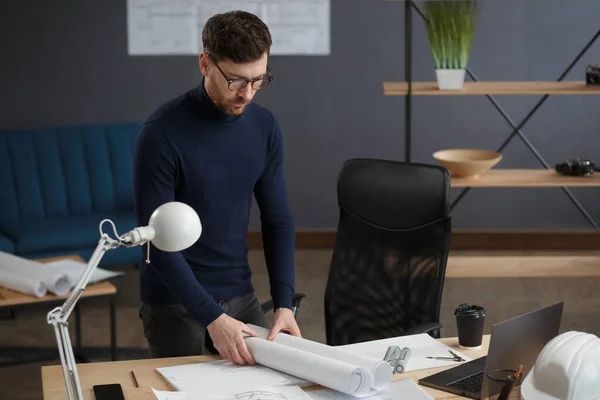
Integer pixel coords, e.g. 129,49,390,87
435,69,466,90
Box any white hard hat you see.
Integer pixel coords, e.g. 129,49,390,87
521,331,600,400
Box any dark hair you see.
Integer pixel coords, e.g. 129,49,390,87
202,11,272,63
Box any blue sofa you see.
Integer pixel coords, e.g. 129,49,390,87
0,123,143,267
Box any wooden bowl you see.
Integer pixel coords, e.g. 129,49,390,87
433,149,502,177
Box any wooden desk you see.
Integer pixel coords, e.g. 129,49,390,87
41,335,491,400
0,255,119,365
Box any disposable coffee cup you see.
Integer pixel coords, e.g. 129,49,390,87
455,303,485,350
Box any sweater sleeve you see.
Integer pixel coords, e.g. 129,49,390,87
253,116,296,310
133,121,224,326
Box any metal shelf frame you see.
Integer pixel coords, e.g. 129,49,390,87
401,0,600,228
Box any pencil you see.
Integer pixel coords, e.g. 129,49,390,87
131,370,139,388
514,364,523,380
498,364,524,400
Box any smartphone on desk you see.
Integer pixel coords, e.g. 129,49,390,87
93,383,125,400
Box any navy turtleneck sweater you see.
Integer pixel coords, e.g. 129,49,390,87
133,81,295,327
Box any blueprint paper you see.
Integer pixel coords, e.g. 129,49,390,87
157,325,393,398
156,359,309,395
126,0,330,55
336,333,472,372
0,252,122,298
151,385,314,400
0,251,71,296
45,258,123,287
247,324,392,397
307,379,434,400
127,0,198,55
0,268,47,297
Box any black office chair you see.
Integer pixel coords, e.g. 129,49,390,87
324,158,451,346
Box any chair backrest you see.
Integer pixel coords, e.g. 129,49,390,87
324,158,451,346
0,122,139,223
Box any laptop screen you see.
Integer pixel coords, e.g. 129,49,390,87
481,301,564,398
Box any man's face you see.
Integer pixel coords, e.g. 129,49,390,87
200,51,269,116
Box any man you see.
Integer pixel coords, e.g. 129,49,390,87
133,10,301,365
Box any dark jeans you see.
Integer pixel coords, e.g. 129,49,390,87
139,292,268,358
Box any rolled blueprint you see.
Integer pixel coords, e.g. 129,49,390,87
245,324,393,397
0,251,72,296
0,268,47,297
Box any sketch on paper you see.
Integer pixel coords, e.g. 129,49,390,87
156,359,308,393
235,389,287,400
151,385,314,400
126,0,330,55
307,379,435,400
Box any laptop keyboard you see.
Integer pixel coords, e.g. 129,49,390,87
447,371,484,393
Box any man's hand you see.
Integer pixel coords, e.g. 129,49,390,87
206,314,259,365
267,308,302,340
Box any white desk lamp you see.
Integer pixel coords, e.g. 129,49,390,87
46,201,202,400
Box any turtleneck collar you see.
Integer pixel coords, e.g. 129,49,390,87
192,78,243,124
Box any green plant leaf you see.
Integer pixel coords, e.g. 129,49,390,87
424,0,478,70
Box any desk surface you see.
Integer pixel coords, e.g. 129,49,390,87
0,255,116,308
41,335,491,400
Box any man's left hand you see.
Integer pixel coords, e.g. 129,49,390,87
267,308,302,340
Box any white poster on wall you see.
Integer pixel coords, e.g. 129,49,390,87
126,0,330,56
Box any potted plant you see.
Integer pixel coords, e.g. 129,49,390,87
424,0,478,90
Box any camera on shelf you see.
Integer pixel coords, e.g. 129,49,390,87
586,65,600,85
555,158,595,176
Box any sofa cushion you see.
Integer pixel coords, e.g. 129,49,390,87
0,233,15,253
0,123,139,223
0,212,138,255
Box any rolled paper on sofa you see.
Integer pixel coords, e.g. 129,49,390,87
245,324,392,397
0,268,47,297
0,251,72,296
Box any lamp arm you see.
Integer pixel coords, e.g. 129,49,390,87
61,235,120,320
44,202,199,400
46,234,120,400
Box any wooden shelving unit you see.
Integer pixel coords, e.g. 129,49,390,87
386,0,600,233
446,252,600,277
383,81,600,96
450,169,600,188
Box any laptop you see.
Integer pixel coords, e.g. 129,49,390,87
419,301,564,399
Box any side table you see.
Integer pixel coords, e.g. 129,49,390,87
0,254,119,366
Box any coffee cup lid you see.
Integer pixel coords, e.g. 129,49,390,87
455,303,485,318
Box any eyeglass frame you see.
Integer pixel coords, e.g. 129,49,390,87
207,53,273,91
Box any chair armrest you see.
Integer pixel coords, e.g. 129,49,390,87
404,322,443,337
261,293,306,316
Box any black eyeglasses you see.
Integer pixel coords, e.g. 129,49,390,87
208,53,273,91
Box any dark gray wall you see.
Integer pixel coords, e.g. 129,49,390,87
2,0,600,230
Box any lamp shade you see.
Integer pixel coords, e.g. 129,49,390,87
148,202,202,251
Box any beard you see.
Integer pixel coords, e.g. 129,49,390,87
217,99,248,115
206,82,248,115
